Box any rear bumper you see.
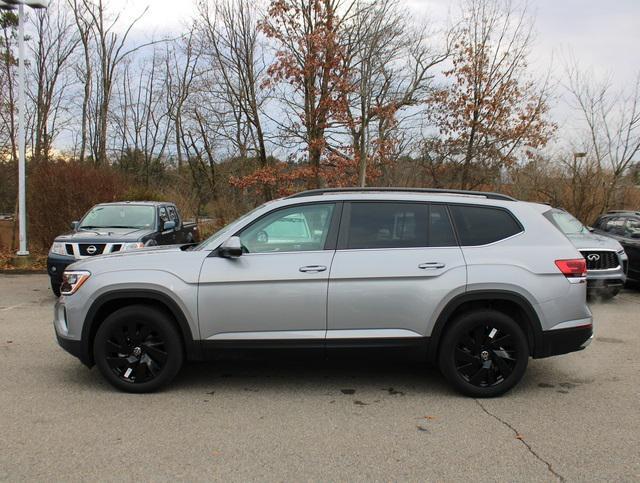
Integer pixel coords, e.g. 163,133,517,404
534,324,593,358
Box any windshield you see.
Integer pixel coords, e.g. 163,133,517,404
79,205,156,230
545,209,588,235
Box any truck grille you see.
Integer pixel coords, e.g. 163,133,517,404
580,250,619,270
78,244,106,256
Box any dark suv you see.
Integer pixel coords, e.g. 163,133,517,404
592,211,640,284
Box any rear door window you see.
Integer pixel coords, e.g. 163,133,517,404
429,205,457,247
449,205,522,246
345,202,429,249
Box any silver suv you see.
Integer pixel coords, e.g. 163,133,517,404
53,188,593,397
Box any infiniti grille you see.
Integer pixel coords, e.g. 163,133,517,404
580,251,619,270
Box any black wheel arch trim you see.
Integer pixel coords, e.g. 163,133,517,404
427,290,544,364
80,289,202,367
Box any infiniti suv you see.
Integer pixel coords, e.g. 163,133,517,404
544,208,627,299
53,188,593,397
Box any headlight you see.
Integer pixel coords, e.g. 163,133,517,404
121,242,145,251
60,270,91,296
50,242,67,256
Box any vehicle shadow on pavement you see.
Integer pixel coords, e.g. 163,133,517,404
57,352,584,400
174,358,457,397
58,356,458,397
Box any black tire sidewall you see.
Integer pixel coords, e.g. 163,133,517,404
94,305,184,393
439,310,529,398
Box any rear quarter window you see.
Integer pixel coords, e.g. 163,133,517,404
449,205,523,246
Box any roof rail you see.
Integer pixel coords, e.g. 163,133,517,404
288,187,517,202
606,210,640,215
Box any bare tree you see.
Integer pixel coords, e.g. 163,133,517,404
79,0,152,165
165,29,201,168
566,65,640,210
30,0,80,161
112,49,172,185
0,12,19,163
343,0,450,186
195,0,271,197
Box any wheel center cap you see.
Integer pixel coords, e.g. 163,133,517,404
480,350,490,361
132,346,142,357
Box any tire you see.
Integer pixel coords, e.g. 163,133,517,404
438,310,529,398
50,278,61,298
94,305,184,393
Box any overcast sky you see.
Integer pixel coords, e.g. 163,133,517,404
112,0,639,79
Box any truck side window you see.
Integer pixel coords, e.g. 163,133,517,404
168,206,179,225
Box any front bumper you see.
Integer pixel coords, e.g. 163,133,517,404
55,332,85,361
53,299,92,367
535,324,593,358
585,253,628,291
47,253,76,284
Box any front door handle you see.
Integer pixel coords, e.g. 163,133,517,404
419,262,446,270
299,265,327,273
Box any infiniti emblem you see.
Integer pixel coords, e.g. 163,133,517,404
587,254,600,262
86,245,97,255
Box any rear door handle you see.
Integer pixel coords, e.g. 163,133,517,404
419,262,446,270
299,265,327,273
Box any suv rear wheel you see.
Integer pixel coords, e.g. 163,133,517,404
438,310,529,397
94,305,184,393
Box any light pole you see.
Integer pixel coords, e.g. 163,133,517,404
0,0,48,256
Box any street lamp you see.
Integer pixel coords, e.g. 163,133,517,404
0,0,48,256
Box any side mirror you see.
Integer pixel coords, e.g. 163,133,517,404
163,220,176,231
71,221,79,230
219,236,243,258
587,226,595,232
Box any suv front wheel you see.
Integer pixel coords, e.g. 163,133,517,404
438,310,529,397
94,305,184,393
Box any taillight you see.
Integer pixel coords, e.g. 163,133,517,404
555,259,587,278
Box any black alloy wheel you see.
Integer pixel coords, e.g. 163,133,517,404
94,305,183,393
439,310,529,397
103,321,168,384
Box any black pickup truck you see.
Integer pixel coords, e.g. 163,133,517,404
47,201,198,296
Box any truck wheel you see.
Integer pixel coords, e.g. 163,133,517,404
94,305,183,393
438,310,529,398
50,278,61,297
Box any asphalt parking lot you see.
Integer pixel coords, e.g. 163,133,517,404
1,274,639,481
